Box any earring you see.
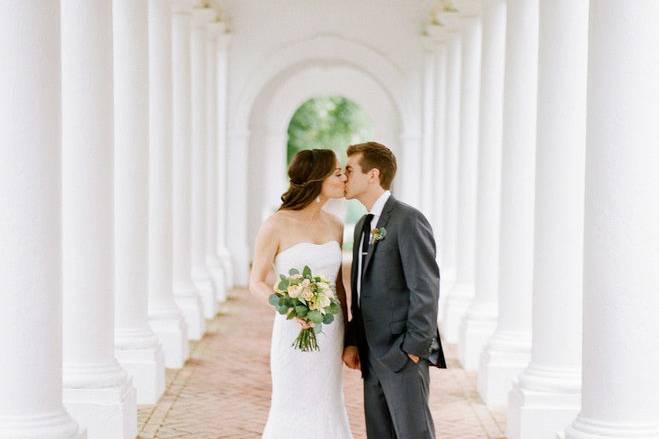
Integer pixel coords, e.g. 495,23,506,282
315,196,320,203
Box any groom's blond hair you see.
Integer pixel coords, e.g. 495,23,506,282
346,141,397,190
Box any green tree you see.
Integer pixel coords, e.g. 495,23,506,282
287,96,373,241
287,96,373,163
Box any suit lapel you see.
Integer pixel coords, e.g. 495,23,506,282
362,196,397,278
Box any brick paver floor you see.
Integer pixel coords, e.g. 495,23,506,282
138,288,506,439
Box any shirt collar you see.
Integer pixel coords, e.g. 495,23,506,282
369,191,391,218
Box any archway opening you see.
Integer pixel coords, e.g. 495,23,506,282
286,96,373,249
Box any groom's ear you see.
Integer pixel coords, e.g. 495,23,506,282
369,168,382,185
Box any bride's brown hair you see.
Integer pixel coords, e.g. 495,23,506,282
279,149,337,211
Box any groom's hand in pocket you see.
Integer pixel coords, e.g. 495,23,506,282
342,346,360,369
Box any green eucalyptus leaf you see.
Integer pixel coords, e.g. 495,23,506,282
308,310,323,324
268,294,280,307
303,265,312,278
322,313,334,325
277,278,289,291
295,305,309,317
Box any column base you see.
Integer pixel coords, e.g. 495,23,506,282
458,302,497,371
477,330,531,408
63,371,136,439
441,282,474,343
192,268,218,319
0,409,85,439
173,286,206,340
115,331,165,405
565,416,659,439
149,308,189,368
218,247,233,290
508,365,581,439
207,256,227,303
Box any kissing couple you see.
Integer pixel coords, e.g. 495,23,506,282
250,141,446,439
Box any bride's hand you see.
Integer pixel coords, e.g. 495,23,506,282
295,318,314,329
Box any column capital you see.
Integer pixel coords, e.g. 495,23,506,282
206,20,226,39
424,23,452,44
217,32,232,50
191,7,217,28
172,0,203,14
431,0,481,32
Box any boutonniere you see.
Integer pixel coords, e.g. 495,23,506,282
370,227,387,245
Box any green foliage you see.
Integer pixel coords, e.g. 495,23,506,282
307,310,324,324
294,305,309,317
277,277,289,291
287,96,373,165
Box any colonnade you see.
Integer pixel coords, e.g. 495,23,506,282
1,1,233,437
2,1,659,438
425,1,659,438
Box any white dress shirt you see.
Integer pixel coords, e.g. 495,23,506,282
357,190,391,301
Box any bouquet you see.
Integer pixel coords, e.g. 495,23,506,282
269,265,341,352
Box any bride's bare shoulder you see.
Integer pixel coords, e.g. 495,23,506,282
261,210,296,234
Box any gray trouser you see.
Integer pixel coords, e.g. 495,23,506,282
363,354,436,439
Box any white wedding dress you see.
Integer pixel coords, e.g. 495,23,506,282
262,241,353,439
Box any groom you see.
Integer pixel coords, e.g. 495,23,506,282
342,142,446,439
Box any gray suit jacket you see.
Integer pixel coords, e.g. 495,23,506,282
345,195,446,375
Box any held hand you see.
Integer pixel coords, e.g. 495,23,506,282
408,353,420,364
342,346,360,370
296,318,314,329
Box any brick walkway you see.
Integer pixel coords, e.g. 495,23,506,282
138,288,506,439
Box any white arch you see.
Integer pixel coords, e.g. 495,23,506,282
230,33,419,134
245,64,402,252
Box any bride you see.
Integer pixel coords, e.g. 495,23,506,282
249,149,353,439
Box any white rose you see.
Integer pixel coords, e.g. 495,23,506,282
287,285,303,298
301,287,314,302
317,293,331,309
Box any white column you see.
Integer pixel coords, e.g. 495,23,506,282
113,0,165,405
0,3,84,437
565,2,659,438
442,14,482,344
508,1,588,437
216,34,234,290
478,0,539,408
61,1,137,437
420,37,436,221
398,132,423,209
260,128,289,219
428,31,447,250
439,32,462,322
190,6,218,320
458,0,506,371
172,2,206,340
205,20,228,305
148,0,190,369
226,130,252,286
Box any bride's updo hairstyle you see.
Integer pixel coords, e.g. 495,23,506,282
279,149,337,211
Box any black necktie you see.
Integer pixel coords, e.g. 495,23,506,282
360,214,374,279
